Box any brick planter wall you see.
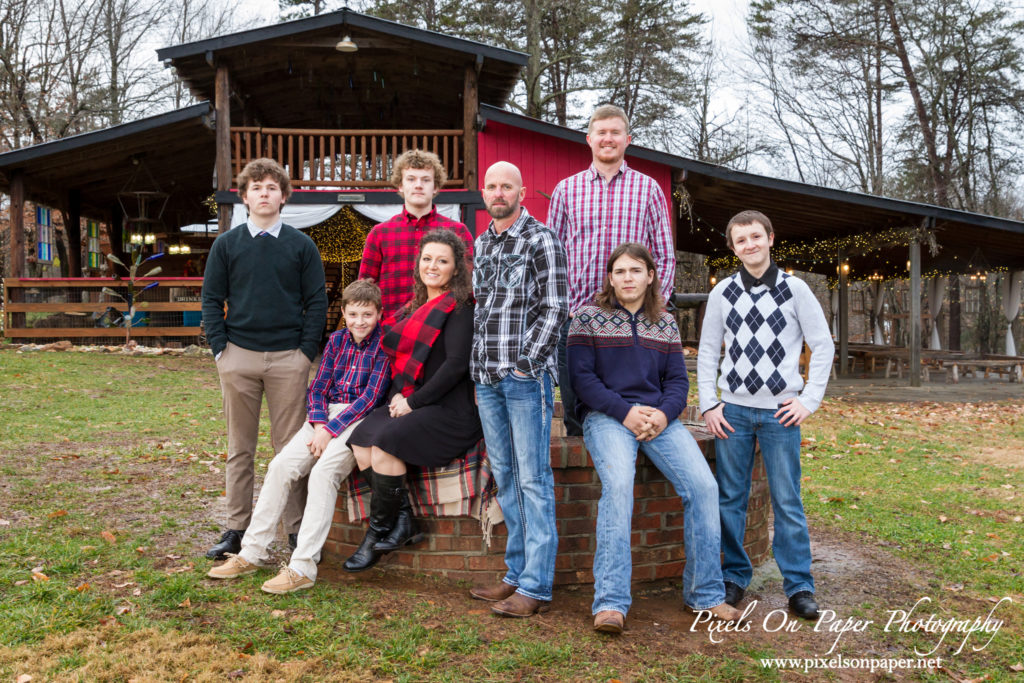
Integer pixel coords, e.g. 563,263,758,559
324,410,771,585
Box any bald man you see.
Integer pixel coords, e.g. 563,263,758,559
469,162,569,617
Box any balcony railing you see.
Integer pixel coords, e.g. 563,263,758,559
231,127,466,189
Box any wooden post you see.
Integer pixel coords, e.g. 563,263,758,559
9,170,25,278
215,63,233,233
838,247,849,376
909,238,922,387
66,190,82,276
463,61,479,190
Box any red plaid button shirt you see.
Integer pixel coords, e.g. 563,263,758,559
358,206,474,318
547,161,674,312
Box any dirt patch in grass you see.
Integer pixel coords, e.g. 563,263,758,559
0,624,365,682
975,445,1024,468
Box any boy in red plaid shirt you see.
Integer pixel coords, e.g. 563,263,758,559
358,149,474,317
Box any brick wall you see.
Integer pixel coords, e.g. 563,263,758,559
324,412,771,585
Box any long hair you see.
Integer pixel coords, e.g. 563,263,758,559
594,242,663,321
407,228,473,311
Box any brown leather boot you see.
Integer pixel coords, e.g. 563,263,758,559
469,582,518,602
491,592,551,618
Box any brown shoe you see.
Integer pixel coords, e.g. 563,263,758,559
470,582,518,602
593,610,625,633
491,592,551,618
705,601,745,622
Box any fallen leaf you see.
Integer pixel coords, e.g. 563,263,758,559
16,674,32,683
178,597,192,608
114,581,135,588
32,572,49,582
0,519,10,526
100,530,116,544
75,582,90,592
980,554,999,562
1009,663,1023,673
14,580,29,586
132,588,143,596
80,545,96,551
944,583,964,592
47,510,68,519
227,671,245,680
939,515,948,523
116,604,132,615
271,610,287,618
136,546,147,554
164,554,182,560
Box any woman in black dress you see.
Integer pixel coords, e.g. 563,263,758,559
344,228,482,572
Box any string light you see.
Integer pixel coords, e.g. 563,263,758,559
306,205,372,263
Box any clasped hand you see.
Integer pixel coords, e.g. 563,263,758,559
623,406,668,441
389,393,412,418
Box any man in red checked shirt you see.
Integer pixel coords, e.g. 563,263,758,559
359,149,474,318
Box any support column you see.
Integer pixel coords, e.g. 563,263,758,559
838,247,849,376
9,170,25,278
462,60,480,191
215,63,232,233
66,190,82,276
909,238,922,387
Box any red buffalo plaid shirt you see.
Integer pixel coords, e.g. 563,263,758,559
358,206,474,318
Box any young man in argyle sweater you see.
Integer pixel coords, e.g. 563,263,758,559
208,279,390,593
698,210,833,620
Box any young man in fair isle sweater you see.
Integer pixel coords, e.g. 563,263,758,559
570,243,742,634
201,158,328,561
698,210,833,621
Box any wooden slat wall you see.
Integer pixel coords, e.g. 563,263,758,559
231,127,465,189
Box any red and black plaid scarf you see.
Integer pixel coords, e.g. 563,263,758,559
384,292,457,397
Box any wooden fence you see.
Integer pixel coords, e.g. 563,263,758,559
231,127,465,188
2,277,204,343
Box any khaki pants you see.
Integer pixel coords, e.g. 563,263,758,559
239,403,359,582
216,342,312,532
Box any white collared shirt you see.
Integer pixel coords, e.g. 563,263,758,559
246,217,283,238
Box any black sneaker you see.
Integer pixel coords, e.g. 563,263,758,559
724,581,745,607
205,529,244,560
788,591,820,620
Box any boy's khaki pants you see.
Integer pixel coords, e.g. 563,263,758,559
238,403,359,582
216,342,312,533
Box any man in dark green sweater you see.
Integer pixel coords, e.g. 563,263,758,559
202,158,328,560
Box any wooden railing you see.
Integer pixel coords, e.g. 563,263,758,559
231,127,465,189
2,277,204,342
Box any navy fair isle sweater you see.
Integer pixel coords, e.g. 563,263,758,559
567,303,689,424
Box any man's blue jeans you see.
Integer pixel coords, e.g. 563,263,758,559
583,411,726,614
715,402,814,598
475,373,558,602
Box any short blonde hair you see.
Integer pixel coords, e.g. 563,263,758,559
588,104,630,135
390,149,447,191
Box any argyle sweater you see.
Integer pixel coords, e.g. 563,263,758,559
567,303,688,424
697,266,833,414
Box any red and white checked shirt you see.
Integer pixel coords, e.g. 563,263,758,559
358,207,474,318
547,161,675,312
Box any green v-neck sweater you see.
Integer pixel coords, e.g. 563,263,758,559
201,224,327,360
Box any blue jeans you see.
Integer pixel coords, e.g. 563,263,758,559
715,402,814,597
475,372,558,601
583,412,726,614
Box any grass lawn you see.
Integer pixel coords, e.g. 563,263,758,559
0,347,1021,681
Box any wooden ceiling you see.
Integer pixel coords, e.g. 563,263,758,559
157,9,526,131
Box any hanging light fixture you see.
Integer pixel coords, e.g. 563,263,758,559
335,35,358,52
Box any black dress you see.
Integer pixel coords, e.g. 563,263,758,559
348,303,483,467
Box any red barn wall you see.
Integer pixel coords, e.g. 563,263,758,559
475,120,675,239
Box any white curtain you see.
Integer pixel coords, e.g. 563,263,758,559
927,276,948,350
1000,270,1024,356
872,281,886,345
231,203,462,229
351,204,461,223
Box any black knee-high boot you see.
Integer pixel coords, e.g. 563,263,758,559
343,469,396,572
374,487,425,553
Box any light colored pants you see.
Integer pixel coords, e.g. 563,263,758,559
238,403,358,582
217,342,311,532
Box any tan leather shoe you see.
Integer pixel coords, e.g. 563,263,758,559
491,592,551,618
470,582,518,602
705,601,744,622
593,610,625,633
207,553,259,579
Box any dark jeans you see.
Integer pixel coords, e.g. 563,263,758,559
556,318,583,436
